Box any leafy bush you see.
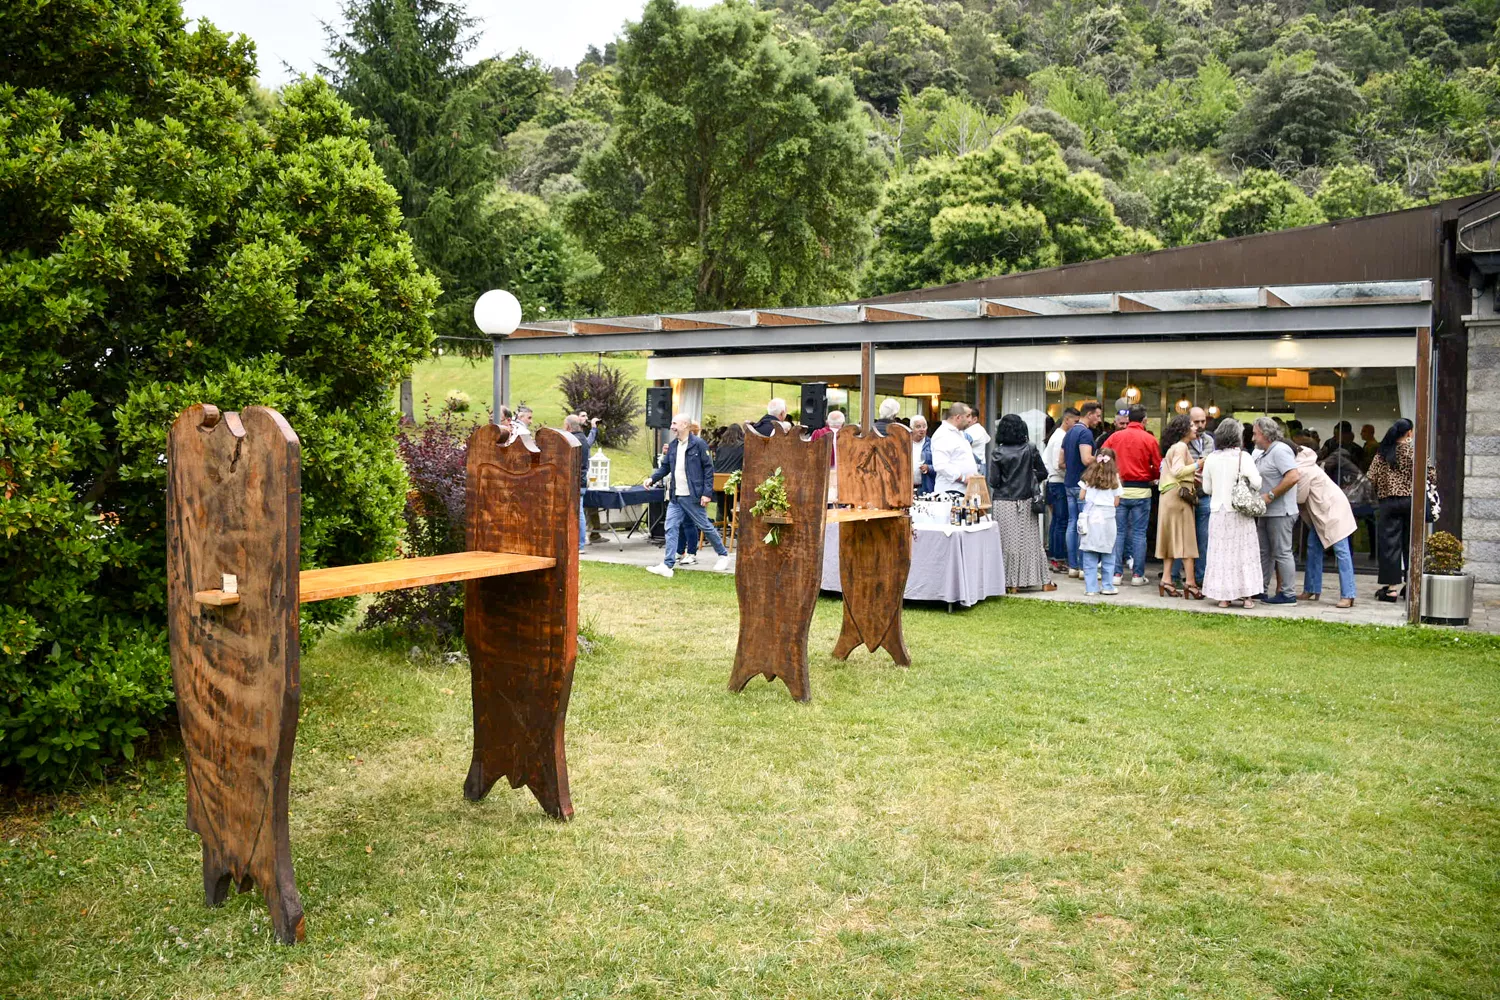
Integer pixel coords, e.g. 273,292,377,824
556,362,642,449
444,390,472,413
361,408,469,649
0,0,437,785
1425,531,1465,575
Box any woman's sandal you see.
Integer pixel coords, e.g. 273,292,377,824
1158,578,1182,598
1217,601,1231,608
1375,587,1398,603
1184,584,1203,600
1242,598,1256,609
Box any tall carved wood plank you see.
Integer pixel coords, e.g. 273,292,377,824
464,424,579,818
832,517,912,665
166,404,304,944
831,423,912,665
730,424,830,701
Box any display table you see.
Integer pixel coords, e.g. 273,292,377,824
821,520,1005,609
583,486,665,548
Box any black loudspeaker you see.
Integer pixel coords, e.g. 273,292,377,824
645,386,672,428
800,382,828,432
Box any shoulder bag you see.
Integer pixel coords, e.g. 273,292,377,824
1230,451,1266,517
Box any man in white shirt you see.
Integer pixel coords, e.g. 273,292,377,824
512,405,534,436
1042,407,1078,569
929,402,981,495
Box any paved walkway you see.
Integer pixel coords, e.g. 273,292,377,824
580,531,1500,633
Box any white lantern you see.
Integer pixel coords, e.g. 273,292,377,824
473,289,522,336
587,449,611,489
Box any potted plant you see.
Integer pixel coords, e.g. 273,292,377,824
1420,531,1475,626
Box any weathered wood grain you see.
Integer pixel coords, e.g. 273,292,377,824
730,424,830,701
167,404,305,945
830,423,913,666
463,423,580,819
834,421,913,510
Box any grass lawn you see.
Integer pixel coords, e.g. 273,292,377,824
407,354,809,484
4,564,1498,998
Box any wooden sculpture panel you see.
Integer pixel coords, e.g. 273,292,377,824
166,404,305,944
834,421,913,510
464,423,580,819
831,423,913,666
730,424,830,701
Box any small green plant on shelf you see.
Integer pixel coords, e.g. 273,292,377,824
724,470,742,495
1424,531,1464,574
750,466,790,545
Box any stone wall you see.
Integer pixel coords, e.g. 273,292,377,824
1463,293,1500,584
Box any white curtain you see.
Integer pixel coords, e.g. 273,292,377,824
1002,372,1048,445
1397,367,1416,421
674,378,704,425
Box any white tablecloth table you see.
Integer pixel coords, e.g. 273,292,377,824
820,520,1006,608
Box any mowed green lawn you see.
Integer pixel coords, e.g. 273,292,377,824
407,354,815,484
3,564,1498,998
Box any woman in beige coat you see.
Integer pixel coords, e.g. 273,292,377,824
1294,446,1358,608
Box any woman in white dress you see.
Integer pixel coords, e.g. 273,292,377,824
1199,418,1263,609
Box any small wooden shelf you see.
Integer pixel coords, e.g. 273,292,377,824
298,551,557,604
194,590,241,607
760,513,794,525
825,508,909,524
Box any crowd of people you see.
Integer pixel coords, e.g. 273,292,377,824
1030,400,1420,609
561,391,1420,610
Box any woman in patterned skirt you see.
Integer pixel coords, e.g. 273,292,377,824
988,414,1050,591
1199,418,1264,609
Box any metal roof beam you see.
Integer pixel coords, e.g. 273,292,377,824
492,302,1431,357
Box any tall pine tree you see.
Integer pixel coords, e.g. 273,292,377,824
321,0,563,340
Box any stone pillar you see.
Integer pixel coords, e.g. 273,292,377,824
1462,291,1500,584
1002,372,1048,445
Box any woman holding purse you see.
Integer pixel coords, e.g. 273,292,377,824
1155,414,1202,599
989,413,1050,592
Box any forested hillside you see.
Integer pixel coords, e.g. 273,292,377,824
321,0,1500,331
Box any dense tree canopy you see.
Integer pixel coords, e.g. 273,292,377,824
864,128,1159,294
563,0,882,313
0,0,436,782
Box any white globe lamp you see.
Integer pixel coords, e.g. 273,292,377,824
473,289,522,336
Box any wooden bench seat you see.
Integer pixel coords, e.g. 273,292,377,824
297,551,557,603
825,507,908,524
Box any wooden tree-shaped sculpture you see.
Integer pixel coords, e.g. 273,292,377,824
167,405,579,943
830,422,913,665
729,423,830,701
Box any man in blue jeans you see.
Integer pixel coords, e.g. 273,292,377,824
643,413,729,579
1061,402,1103,576
1103,405,1162,586
564,412,599,552
1043,407,1078,570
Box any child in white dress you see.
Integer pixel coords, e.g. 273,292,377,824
1078,449,1123,595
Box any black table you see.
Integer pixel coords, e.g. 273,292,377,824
583,487,666,548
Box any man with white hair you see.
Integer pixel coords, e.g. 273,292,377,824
1252,416,1301,605
930,402,982,495
751,398,788,436
513,404,534,436
642,413,730,578
909,415,934,492
874,397,901,434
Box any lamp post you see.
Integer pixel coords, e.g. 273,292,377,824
474,290,523,422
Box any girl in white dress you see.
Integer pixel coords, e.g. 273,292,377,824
1078,449,1123,595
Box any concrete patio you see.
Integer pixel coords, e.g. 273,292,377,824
580,527,1500,632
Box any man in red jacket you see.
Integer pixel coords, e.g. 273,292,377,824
1103,406,1162,586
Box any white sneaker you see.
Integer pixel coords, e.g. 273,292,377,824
1112,574,1123,586
1130,575,1148,586
1068,568,1081,579
678,554,697,566
713,556,730,572
646,563,674,579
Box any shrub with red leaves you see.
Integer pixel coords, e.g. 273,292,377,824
556,362,643,449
